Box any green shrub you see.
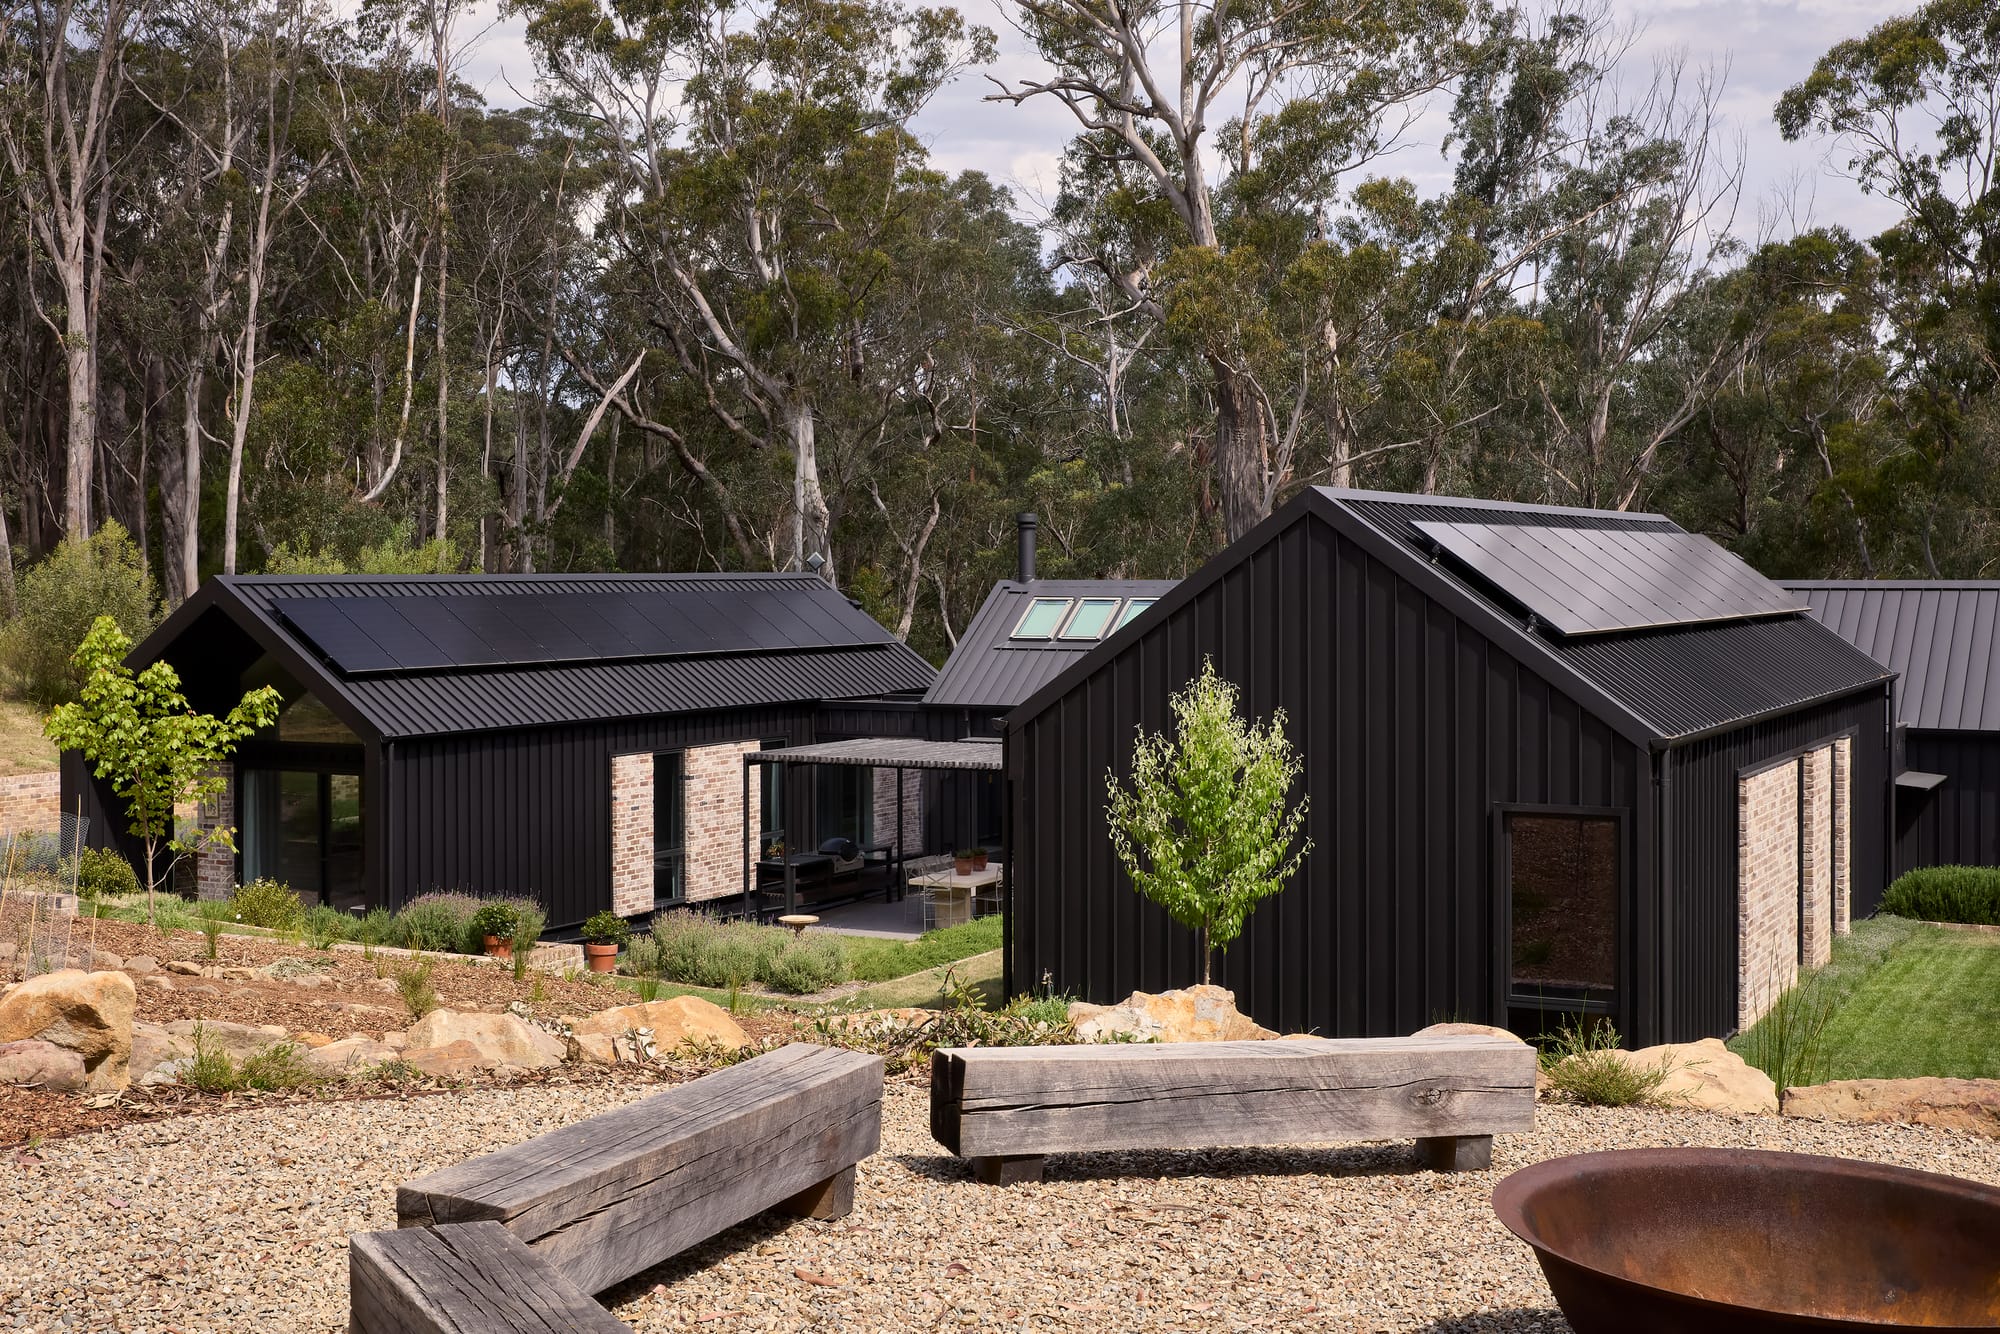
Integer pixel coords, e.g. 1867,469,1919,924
395,959,439,1018
302,904,354,950
622,931,666,978
183,1024,318,1093
354,906,396,946
763,936,847,995
1539,1015,1675,1107
1737,970,1839,1094
69,847,139,900
468,900,522,941
393,892,483,953
651,912,772,989
0,522,159,706
511,900,545,981
1883,865,2000,925
195,897,233,958
232,878,305,929
581,910,632,947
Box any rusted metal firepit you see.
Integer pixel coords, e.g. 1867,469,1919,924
1492,1148,2000,1332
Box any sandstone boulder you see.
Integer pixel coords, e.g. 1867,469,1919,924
1069,985,1275,1043
164,960,205,977
89,950,124,972
292,1031,335,1048
1587,1037,1776,1114
403,1039,489,1080
1783,1078,2000,1138
0,1039,85,1092
307,1035,402,1076
404,1010,564,1069
0,968,136,1090
567,995,751,1053
164,1019,290,1063
123,955,159,976
130,1021,193,1085
1413,1021,1528,1045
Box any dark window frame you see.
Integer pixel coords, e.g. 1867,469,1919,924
653,751,687,908
1491,802,1628,1030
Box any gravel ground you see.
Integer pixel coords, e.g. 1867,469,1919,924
1,1079,1996,1334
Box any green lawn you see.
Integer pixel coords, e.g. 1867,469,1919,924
844,947,1004,1010
834,915,1000,982
1731,916,2000,1082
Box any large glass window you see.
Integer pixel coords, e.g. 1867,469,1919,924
241,769,366,912
654,752,686,905
816,765,873,847
1507,812,1618,1007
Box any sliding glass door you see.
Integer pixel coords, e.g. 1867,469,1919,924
241,769,366,912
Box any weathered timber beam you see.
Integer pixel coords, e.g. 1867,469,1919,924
349,1221,631,1334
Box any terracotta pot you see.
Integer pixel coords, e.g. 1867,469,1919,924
584,941,619,973
483,935,513,961
972,851,989,871
954,855,975,876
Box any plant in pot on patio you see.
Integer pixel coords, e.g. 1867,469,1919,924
581,910,633,973
954,848,978,876
971,846,989,871
470,901,522,960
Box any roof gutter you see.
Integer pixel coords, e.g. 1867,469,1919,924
1650,675,1897,751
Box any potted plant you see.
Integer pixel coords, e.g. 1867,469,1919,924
971,846,989,871
954,848,977,876
470,901,522,960
581,910,632,972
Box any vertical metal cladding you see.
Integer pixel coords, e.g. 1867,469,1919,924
1896,732,2000,872
1006,502,1895,1046
1008,514,1649,1040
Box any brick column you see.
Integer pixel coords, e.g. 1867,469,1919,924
193,765,236,901
682,741,761,904
871,767,922,854
1799,746,1834,969
609,753,654,918
0,771,60,836
1737,760,1801,1030
1832,736,1853,937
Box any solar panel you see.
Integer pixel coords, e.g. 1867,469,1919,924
1412,521,1808,637
278,585,891,676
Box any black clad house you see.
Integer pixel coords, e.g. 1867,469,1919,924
1790,581,2000,873
65,573,935,931
1005,489,1894,1045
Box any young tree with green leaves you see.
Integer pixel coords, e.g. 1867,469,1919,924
43,616,280,923
1104,658,1312,984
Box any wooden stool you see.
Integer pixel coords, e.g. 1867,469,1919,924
779,914,820,936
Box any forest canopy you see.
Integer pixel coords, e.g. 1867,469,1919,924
0,0,1994,667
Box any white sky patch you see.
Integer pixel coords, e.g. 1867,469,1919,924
447,0,1909,238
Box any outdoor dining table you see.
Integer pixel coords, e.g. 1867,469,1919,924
908,863,1003,928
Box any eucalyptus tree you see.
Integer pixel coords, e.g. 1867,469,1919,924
1778,0,2000,574
513,0,995,582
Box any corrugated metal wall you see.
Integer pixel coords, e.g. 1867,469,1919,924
1007,513,1652,1040
385,704,824,929
1007,509,1897,1045
1896,732,2000,872
1659,689,1892,1039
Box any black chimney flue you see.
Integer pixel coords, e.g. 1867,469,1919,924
1017,512,1038,582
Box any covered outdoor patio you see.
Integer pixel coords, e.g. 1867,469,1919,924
740,737,1004,929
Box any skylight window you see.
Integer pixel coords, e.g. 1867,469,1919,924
1012,597,1073,639
1114,598,1156,630
1059,598,1122,640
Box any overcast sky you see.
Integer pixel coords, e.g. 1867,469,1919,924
452,0,1908,241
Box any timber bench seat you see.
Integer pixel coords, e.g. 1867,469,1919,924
349,1222,630,1334
353,1042,883,1331
931,1034,1535,1184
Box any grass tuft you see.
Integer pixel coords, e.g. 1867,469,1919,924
1540,1015,1674,1107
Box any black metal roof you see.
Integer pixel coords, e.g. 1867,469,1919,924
923,579,1180,712
136,573,936,741
747,737,1003,771
1010,489,1892,745
1787,581,2000,732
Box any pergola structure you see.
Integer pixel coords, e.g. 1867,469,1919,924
741,737,1003,919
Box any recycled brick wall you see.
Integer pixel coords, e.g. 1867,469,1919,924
0,771,60,836
1833,736,1853,937
1738,759,1801,1030
870,768,923,856
609,753,653,918
1800,746,1835,969
192,766,235,901
683,741,760,905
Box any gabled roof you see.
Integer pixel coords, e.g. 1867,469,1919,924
1010,489,1892,745
1787,581,2000,731
924,579,1180,712
135,573,936,741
